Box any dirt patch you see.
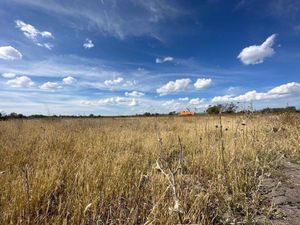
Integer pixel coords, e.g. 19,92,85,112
257,161,300,225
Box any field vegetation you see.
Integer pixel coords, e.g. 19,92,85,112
0,113,299,224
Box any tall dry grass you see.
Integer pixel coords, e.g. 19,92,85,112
0,113,299,224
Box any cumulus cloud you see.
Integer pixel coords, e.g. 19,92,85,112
129,98,139,106
0,46,22,60
81,97,129,106
83,39,94,49
39,81,62,90
125,91,144,97
162,100,182,110
268,82,300,94
211,95,234,103
238,34,277,65
155,56,174,63
194,78,212,89
81,97,140,107
178,97,189,101
123,80,137,87
157,78,191,96
162,98,207,111
189,98,204,105
15,20,54,49
63,76,77,85
2,73,16,78
212,82,300,103
104,77,124,86
6,76,34,88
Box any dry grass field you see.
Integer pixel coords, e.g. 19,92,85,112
0,113,299,224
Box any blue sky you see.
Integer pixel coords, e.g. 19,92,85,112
0,0,300,115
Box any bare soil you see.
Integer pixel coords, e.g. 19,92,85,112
257,160,300,225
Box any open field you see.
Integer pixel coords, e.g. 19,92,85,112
0,113,299,224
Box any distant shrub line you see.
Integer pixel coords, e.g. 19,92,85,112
0,105,299,120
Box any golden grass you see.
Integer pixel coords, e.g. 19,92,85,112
0,113,299,224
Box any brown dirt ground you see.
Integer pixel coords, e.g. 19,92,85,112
256,160,300,225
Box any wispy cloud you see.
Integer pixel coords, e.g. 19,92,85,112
156,56,174,63
11,0,185,40
36,43,53,50
2,72,16,78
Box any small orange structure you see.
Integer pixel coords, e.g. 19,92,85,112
178,111,196,116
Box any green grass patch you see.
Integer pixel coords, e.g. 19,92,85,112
290,153,300,164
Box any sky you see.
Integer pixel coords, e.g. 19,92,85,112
0,0,300,115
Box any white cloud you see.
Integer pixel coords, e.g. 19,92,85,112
15,20,54,49
226,86,239,95
178,97,189,101
129,98,139,106
162,100,181,110
36,43,53,50
2,73,16,78
6,76,34,88
123,80,137,87
39,81,62,90
83,39,94,49
238,34,277,65
194,78,212,89
81,97,128,106
268,82,300,94
15,20,53,40
157,78,191,96
0,46,22,60
212,82,300,103
125,91,144,97
156,56,174,63
156,58,162,63
63,76,77,85
13,0,183,40
81,97,140,107
189,98,204,105
104,77,124,86
211,95,234,103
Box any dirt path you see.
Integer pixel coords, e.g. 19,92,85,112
257,160,300,225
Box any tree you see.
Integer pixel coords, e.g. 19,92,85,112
222,102,238,113
143,112,151,116
206,102,238,114
168,111,176,115
206,105,222,114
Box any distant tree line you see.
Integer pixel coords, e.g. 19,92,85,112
205,104,299,114
0,105,299,120
0,112,104,120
